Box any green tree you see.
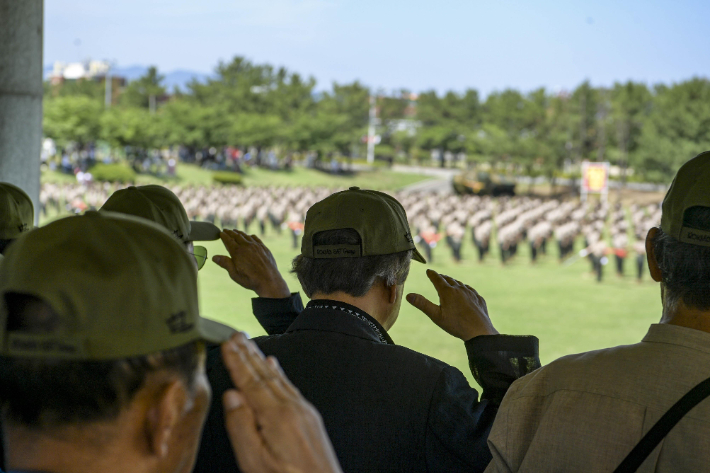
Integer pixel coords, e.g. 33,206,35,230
161,100,217,150
45,78,105,101
415,90,481,166
101,107,165,151
391,130,416,163
121,66,167,111
315,81,370,157
481,89,531,168
229,114,283,151
636,78,710,182
379,91,410,120
610,81,652,182
43,95,104,148
570,81,599,161
465,124,510,164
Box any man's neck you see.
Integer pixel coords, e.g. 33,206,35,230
310,291,389,330
661,303,710,334
5,427,150,473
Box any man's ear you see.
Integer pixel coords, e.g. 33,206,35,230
145,379,188,459
387,283,398,305
646,227,663,282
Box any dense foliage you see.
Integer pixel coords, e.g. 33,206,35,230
89,163,137,183
43,56,710,182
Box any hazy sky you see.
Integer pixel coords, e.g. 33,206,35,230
45,0,710,95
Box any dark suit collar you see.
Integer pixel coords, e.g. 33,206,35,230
286,299,395,345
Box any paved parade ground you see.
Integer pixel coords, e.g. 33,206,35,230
198,227,660,388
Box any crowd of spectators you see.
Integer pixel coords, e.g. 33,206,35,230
0,151,709,473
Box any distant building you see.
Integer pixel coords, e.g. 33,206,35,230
49,60,126,104
50,60,125,86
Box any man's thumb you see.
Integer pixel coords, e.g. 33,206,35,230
406,293,440,321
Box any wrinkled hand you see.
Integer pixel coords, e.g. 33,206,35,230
222,332,343,473
213,230,290,298
406,269,498,341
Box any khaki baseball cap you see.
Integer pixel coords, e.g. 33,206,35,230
0,211,234,360
661,151,710,247
100,185,220,242
0,182,34,239
301,187,426,263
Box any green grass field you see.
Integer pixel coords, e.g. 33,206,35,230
196,229,660,388
40,164,661,389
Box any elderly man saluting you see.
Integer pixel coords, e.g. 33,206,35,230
196,186,541,473
485,151,710,472
0,212,343,473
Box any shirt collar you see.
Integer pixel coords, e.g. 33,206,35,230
286,299,395,345
643,323,710,355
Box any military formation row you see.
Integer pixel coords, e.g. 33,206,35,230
41,183,662,278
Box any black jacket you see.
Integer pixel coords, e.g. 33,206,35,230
194,296,540,473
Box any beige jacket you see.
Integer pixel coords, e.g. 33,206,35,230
485,324,710,472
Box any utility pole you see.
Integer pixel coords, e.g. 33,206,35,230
149,94,156,114
366,95,376,164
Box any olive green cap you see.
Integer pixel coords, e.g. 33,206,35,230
301,187,426,263
100,185,220,242
0,211,234,360
661,151,710,247
0,182,34,239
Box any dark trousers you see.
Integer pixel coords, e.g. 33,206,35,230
473,236,486,262
636,255,645,281
500,245,509,264
476,242,486,262
420,242,433,263
447,236,462,262
593,256,603,282
269,215,282,234
615,255,625,276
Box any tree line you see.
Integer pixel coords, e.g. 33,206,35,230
43,56,710,182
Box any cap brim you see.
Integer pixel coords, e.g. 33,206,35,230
198,316,236,344
189,221,221,241
412,247,427,264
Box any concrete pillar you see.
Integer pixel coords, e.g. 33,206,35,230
0,0,43,221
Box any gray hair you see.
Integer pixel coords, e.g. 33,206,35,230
652,206,710,312
292,228,412,298
0,294,202,429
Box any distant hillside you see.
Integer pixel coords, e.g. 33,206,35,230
162,69,212,91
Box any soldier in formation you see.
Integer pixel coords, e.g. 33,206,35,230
40,183,663,283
